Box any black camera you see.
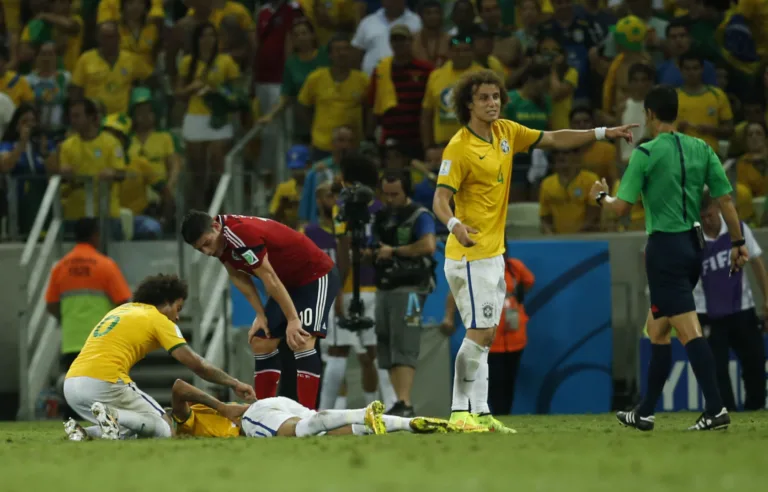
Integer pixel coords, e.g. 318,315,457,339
336,182,375,332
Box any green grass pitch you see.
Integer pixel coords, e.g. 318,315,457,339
2,413,768,492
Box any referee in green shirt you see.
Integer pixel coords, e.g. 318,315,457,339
590,85,749,431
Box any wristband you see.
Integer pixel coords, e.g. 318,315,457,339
594,127,607,141
447,217,461,233
596,191,607,206
732,239,746,247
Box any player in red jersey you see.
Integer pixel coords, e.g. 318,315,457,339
181,211,341,409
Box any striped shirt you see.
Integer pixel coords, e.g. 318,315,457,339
369,59,433,148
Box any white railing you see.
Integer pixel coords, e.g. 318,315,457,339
17,175,63,420
188,124,264,388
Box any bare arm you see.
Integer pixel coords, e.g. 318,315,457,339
170,345,241,388
393,233,437,257
165,152,182,194
538,129,599,150
252,253,299,323
718,193,744,242
37,13,81,34
224,262,266,318
432,186,455,227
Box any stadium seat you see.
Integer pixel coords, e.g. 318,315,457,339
507,203,542,238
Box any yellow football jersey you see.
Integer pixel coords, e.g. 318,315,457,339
422,62,483,145
118,22,159,67
175,404,242,438
178,54,241,116
20,15,84,72
438,119,543,261
66,303,187,384
128,131,179,181
120,155,164,215
59,131,127,220
676,86,733,153
72,49,153,115
539,170,600,234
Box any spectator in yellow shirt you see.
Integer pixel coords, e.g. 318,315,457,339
421,34,482,148
736,121,768,198
539,147,601,235
0,45,34,106
97,0,164,24
270,145,311,230
58,99,126,239
18,0,84,74
543,41,579,131
299,34,369,161
175,22,240,211
569,106,618,188
116,0,161,68
71,21,153,116
728,98,766,158
676,52,734,154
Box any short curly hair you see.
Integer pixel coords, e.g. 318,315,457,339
132,274,189,307
452,69,509,126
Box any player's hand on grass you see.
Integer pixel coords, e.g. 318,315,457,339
232,381,257,402
286,318,310,351
589,178,609,199
453,223,477,247
606,124,639,143
730,245,749,274
249,315,270,340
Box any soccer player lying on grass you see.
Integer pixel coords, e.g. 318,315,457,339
168,379,479,437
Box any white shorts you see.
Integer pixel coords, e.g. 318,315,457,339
182,113,234,142
444,255,506,329
323,292,376,351
63,377,165,424
241,396,315,438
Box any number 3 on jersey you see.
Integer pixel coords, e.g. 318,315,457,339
93,315,121,337
298,308,313,328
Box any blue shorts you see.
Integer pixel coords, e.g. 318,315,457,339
255,267,341,339
645,230,701,319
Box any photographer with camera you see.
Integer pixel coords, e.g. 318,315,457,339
320,153,397,411
374,170,437,417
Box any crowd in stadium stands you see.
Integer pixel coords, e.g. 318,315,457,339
1,0,768,240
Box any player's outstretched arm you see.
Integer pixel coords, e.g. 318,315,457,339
171,379,249,423
170,345,256,401
537,125,638,150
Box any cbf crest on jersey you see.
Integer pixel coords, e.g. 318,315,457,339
500,138,510,154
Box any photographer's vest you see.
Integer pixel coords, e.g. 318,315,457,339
375,202,436,292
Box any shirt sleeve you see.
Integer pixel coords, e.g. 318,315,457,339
508,120,543,154
705,145,733,198
616,147,648,204
435,141,467,193
59,139,73,170
413,211,436,239
19,77,34,104
744,223,763,258
225,56,241,80
105,260,132,303
154,314,187,353
717,88,733,122
565,67,579,88
178,56,191,80
269,184,284,215
226,220,267,266
297,72,316,107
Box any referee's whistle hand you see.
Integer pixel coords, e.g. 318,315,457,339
453,223,477,247
730,246,749,274
606,124,639,142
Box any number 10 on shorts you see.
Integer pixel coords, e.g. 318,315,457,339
299,308,313,327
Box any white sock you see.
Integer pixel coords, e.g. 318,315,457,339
116,409,172,438
333,396,348,409
470,347,490,414
382,415,412,432
351,424,369,435
295,408,366,437
363,391,377,405
376,366,397,409
319,356,347,410
452,338,485,412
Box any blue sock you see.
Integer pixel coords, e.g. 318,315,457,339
636,343,671,417
685,337,723,415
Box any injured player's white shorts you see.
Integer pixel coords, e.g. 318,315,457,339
241,396,315,438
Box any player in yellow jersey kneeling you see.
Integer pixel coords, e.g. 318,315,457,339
433,69,636,432
167,379,477,438
63,274,255,441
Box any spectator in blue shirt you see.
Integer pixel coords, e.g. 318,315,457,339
299,125,357,225
657,20,717,88
412,144,448,237
0,104,57,236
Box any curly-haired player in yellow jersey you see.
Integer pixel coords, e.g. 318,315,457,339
433,69,636,432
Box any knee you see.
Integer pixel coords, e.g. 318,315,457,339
468,327,496,347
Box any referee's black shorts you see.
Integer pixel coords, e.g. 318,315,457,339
645,229,702,319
